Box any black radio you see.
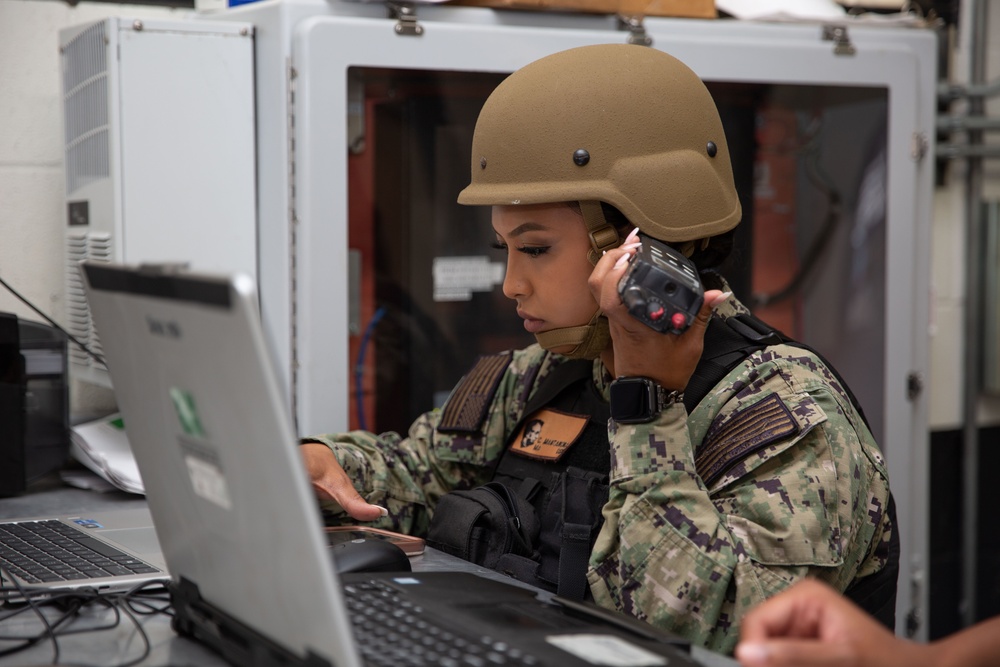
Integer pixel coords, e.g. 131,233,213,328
616,234,704,334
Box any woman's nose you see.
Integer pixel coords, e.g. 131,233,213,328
502,258,526,300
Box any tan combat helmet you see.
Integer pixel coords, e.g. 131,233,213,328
458,43,742,249
458,43,742,359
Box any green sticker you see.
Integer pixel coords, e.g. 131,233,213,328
170,387,205,437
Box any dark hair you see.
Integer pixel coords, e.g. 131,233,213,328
568,201,735,271
688,228,736,271
599,202,734,270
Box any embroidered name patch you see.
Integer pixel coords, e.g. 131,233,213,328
695,393,800,487
510,408,588,462
438,352,513,433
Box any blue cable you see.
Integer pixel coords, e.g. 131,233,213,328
354,306,386,431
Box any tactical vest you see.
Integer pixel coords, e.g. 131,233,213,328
427,359,609,600
427,313,899,628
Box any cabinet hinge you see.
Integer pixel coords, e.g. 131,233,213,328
822,25,856,56
389,2,424,37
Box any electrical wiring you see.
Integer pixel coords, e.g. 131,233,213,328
354,306,387,431
0,564,172,667
0,561,62,661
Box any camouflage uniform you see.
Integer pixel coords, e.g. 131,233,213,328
303,293,893,655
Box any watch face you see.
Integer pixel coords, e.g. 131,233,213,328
610,378,655,424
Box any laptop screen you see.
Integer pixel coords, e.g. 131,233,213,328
82,262,362,666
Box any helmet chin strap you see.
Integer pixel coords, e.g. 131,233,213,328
533,201,619,360
534,310,611,360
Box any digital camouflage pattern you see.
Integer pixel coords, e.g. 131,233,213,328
303,294,893,655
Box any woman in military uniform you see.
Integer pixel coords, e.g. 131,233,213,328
300,44,896,654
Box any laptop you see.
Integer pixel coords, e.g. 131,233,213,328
0,506,167,600
81,261,699,667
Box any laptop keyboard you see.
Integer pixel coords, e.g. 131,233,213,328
0,520,161,584
344,580,540,667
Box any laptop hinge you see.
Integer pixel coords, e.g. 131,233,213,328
170,576,335,667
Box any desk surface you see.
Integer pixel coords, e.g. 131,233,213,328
0,471,737,667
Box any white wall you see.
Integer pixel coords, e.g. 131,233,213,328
1,0,998,427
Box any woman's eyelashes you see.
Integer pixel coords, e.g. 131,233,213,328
518,245,550,257
490,240,550,257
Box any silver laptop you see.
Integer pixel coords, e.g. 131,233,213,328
81,261,697,667
0,506,167,600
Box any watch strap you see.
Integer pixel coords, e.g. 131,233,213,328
610,376,684,424
655,385,685,412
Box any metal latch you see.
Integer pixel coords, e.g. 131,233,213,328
822,25,855,56
911,132,928,161
907,372,924,401
388,2,424,36
618,15,652,47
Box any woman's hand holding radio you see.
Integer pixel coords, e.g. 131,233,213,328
590,234,729,390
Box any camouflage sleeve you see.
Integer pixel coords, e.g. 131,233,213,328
302,345,561,536
302,416,488,536
587,345,891,655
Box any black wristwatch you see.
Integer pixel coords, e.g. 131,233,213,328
609,377,684,424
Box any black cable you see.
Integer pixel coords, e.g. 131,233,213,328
0,273,106,368
37,590,155,667
121,589,173,617
0,595,89,657
108,594,152,667
52,593,119,637
0,574,173,667
0,562,61,662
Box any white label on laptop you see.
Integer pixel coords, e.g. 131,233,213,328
179,434,233,510
546,635,668,666
184,454,233,510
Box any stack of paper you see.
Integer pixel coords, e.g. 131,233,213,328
69,414,145,495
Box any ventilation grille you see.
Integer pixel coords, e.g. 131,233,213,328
66,231,112,370
62,22,109,195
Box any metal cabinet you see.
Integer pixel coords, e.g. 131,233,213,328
203,0,935,638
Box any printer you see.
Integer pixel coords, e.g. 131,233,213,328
0,313,69,495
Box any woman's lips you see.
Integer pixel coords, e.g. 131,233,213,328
518,310,545,333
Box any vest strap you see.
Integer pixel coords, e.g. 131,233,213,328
557,522,591,600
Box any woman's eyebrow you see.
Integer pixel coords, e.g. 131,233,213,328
506,221,549,237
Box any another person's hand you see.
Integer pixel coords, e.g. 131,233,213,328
589,231,729,389
300,443,388,522
736,579,922,667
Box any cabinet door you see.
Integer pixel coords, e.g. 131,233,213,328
291,13,934,637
